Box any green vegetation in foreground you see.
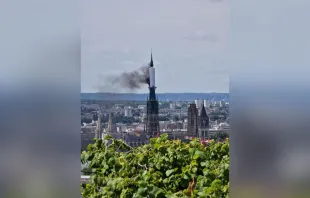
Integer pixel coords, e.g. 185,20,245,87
81,134,229,198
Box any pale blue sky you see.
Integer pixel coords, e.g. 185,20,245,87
1,0,309,94
82,0,229,93
82,0,310,93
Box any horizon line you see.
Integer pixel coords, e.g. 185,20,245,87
81,92,229,94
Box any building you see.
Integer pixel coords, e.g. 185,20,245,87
187,104,198,136
91,112,149,148
187,103,209,138
107,112,117,133
145,51,160,137
103,132,150,148
198,104,209,137
124,109,132,117
95,111,102,139
81,175,90,184
183,118,188,130
123,132,149,147
195,99,203,109
81,130,95,151
203,100,210,108
138,105,146,110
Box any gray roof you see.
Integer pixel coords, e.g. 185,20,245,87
124,133,148,142
108,133,123,139
106,132,148,142
200,104,208,117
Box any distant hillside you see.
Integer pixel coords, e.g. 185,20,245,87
81,92,229,102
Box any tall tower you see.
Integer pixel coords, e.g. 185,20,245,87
146,50,160,137
187,103,198,136
198,104,209,138
95,111,102,139
107,112,113,133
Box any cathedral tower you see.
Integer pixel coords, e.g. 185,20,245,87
187,103,198,136
107,112,117,133
198,104,209,138
146,51,160,137
95,111,102,139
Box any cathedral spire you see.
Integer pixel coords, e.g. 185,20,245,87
200,103,208,117
150,49,154,67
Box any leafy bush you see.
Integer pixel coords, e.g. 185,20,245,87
81,134,229,198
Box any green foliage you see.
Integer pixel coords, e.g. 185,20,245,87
81,134,229,198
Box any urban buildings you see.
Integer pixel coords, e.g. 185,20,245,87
81,98,229,150
80,51,229,150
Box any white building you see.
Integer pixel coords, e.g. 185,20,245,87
219,122,230,130
170,103,176,109
212,101,219,107
159,121,170,130
203,100,210,108
82,120,97,127
220,101,225,108
116,123,128,132
183,118,188,130
195,99,203,108
124,109,132,117
138,105,147,110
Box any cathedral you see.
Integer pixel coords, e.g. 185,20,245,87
106,112,117,133
94,110,149,147
95,110,102,139
95,111,117,140
187,103,209,138
145,51,160,137
91,51,158,148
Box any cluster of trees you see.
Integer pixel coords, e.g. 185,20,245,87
81,134,229,197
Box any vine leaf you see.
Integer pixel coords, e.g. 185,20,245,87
80,135,229,197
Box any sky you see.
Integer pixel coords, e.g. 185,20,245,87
82,0,230,93
1,0,309,94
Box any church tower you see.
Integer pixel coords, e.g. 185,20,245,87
107,112,117,133
187,103,198,136
95,111,102,139
198,104,209,138
146,50,160,137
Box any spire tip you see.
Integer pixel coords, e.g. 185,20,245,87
150,48,154,67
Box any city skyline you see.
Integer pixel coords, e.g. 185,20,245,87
81,91,229,94
82,0,229,93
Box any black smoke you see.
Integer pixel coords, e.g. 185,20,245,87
94,64,150,92
114,65,150,89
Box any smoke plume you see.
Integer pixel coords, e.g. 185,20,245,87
94,64,150,92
